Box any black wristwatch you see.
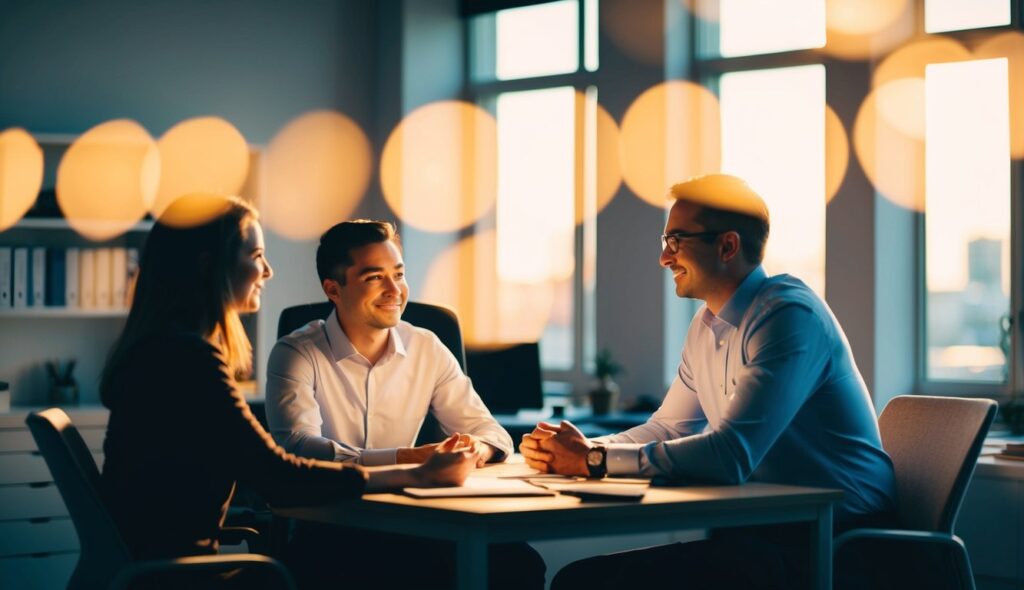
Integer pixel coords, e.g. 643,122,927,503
586,445,607,479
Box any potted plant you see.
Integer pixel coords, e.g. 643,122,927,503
589,348,623,415
46,359,79,406
998,314,1024,433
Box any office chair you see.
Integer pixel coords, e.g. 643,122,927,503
834,395,997,590
25,408,295,590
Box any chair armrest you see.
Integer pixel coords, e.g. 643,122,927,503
834,527,967,554
835,528,976,590
219,525,261,546
109,553,295,590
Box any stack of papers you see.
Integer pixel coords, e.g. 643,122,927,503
404,471,651,501
404,476,557,498
539,481,648,501
995,442,1024,462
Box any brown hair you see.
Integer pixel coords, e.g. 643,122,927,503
670,174,770,264
101,194,257,404
316,220,399,285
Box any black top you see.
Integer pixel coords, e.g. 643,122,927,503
101,331,366,559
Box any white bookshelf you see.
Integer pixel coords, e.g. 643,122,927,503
11,218,154,232
0,307,128,318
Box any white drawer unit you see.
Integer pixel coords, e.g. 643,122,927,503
0,553,77,590
0,406,107,590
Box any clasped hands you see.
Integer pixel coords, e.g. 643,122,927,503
519,420,592,477
399,432,494,467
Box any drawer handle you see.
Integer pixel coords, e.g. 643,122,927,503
28,517,52,524
28,482,52,489
30,450,42,456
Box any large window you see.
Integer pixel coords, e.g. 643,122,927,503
468,0,599,385
666,0,830,386
924,58,1011,383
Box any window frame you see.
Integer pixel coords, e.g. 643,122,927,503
909,0,1023,399
463,0,599,394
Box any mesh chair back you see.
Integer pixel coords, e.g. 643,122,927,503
26,408,131,590
277,301,466,370
879,395,997,532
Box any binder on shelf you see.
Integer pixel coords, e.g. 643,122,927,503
46,248,66,307
126,248,140,307
79,249,96,309
31,247,46,308
12,248,28,308
0,247,10,308
111,248,127,309
94,248,112,308
65,248,80,308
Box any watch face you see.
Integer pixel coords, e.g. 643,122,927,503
587,449,603,467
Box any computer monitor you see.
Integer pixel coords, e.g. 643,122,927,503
466,342,544,414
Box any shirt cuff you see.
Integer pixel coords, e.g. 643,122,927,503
605,443,645,476
360,448,397,466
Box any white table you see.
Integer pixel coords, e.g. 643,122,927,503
275,460,842,590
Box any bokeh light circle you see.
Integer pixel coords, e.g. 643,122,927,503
603,0,665,66
152,116,250,217
620,81,721,208
824,105,849,203
575,91,622,223
853,81,925,211
975,31,1024,159
263,110,372,240
421,229,554,345
826,0,908,36
820,0,910,61
157,192,239,229
57,119,160,241
0,128,44,232
381,100,498,233
873,37,971,88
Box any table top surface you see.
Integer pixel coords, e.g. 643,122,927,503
276,459,843,527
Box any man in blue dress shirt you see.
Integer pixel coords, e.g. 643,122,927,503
521,174,897,589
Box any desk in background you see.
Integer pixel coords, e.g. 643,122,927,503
275,459,842,590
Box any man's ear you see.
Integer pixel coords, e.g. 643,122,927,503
322,278,342,304
719,231,742,263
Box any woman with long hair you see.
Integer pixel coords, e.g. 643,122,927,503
100,193,474,568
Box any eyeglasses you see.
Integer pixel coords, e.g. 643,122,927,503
660,230,720,253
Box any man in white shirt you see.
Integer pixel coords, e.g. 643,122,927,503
270,220,542,590
265,220,512,466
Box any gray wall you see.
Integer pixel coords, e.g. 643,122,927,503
0,0,384,402
0,0,904,409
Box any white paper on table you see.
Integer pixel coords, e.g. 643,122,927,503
404,476,557,498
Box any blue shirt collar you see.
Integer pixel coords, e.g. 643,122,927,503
716,265,768,328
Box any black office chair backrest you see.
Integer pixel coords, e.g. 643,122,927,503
277,300,467,370
878,395,997,532
26,408,132,590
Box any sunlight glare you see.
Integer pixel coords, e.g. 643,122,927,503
720,65,826,294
